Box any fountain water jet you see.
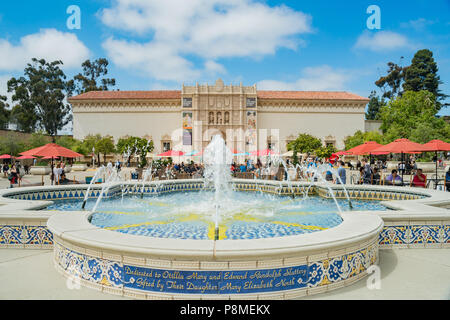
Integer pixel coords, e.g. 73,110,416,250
203,135,233,241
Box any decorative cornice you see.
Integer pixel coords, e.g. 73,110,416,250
72,100,181,113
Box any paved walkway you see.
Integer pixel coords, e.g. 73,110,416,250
0,248,449,299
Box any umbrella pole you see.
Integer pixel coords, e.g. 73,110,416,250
401,152,404,185
435,151,438,190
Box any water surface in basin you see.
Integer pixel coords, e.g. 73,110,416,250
46,191,385,240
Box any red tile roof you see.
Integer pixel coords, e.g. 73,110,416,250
257,91,369,101
69,90,182,101
69,90,368,101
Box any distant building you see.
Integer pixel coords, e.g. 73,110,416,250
69,79,369,154
364,120,383,133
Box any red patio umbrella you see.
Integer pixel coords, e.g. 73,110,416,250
250,149,279,156
20,145,48,156
157,150,185,157
0,154,13,159
22,143,82,158
410,140,450,189
32,144,82,158
16,155,36,160
371,139,423,154
372,139,424,181
419,140,450,152
346,141,385,155
334,151,351,156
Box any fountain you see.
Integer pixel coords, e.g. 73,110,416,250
202,135,233,241
91,163,120,213
29,135,402,299
81,165,105,209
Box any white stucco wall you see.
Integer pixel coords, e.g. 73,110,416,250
73,112,181,153
257,112,365,151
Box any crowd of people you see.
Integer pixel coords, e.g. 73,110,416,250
50,162,71,185
2,155,450,191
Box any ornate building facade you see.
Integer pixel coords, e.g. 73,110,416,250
69,79,369,155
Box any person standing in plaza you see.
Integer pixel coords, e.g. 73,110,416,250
2,163,9,178
53,164,60,185
335,160,346,184
361,158,372,184
445,167,450,192
9,164,17,188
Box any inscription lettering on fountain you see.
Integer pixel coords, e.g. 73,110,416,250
123,265,308,294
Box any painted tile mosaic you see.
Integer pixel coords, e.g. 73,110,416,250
0,225,53,246
53,240,378,296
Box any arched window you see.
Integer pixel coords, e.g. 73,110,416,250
224,112,230,124
217,112,222,124
208,112,214,125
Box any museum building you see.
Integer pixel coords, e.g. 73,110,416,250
69,79,369,155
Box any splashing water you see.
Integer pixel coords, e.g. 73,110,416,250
203,135,233,239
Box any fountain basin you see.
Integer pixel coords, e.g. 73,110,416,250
48,209,382,299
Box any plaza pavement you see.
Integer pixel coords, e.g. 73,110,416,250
0,170,449,300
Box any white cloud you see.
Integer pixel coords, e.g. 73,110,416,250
0,29,90,72
400,18,437,31
100,0,312,81
204,60,226,75
103,37,201,82
257,66,351,91
354,30,413,52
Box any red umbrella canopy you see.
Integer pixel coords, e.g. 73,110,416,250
157,150,185,157
371,139,423,154
23,143,82,158
0,154,13,159
16,155,36,160
20,144,48,156
250,149,279,156
334,151,351,156
418,140,450,152
346,141,385,155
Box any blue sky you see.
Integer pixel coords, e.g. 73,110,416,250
0,0,449,120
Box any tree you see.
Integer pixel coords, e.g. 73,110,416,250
27,132,50,149
287,133,323,164
9,102,38,133
344,130,384,150
0,95,9,129
71,58,116,95
402,49,447,110
315,144,337,159
81,134,102,165
96,135,115,165
0,133,28,156
7,58,73,140
365,91,384,120
379,90,450,143
116,136,154,168
375,61,405,100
